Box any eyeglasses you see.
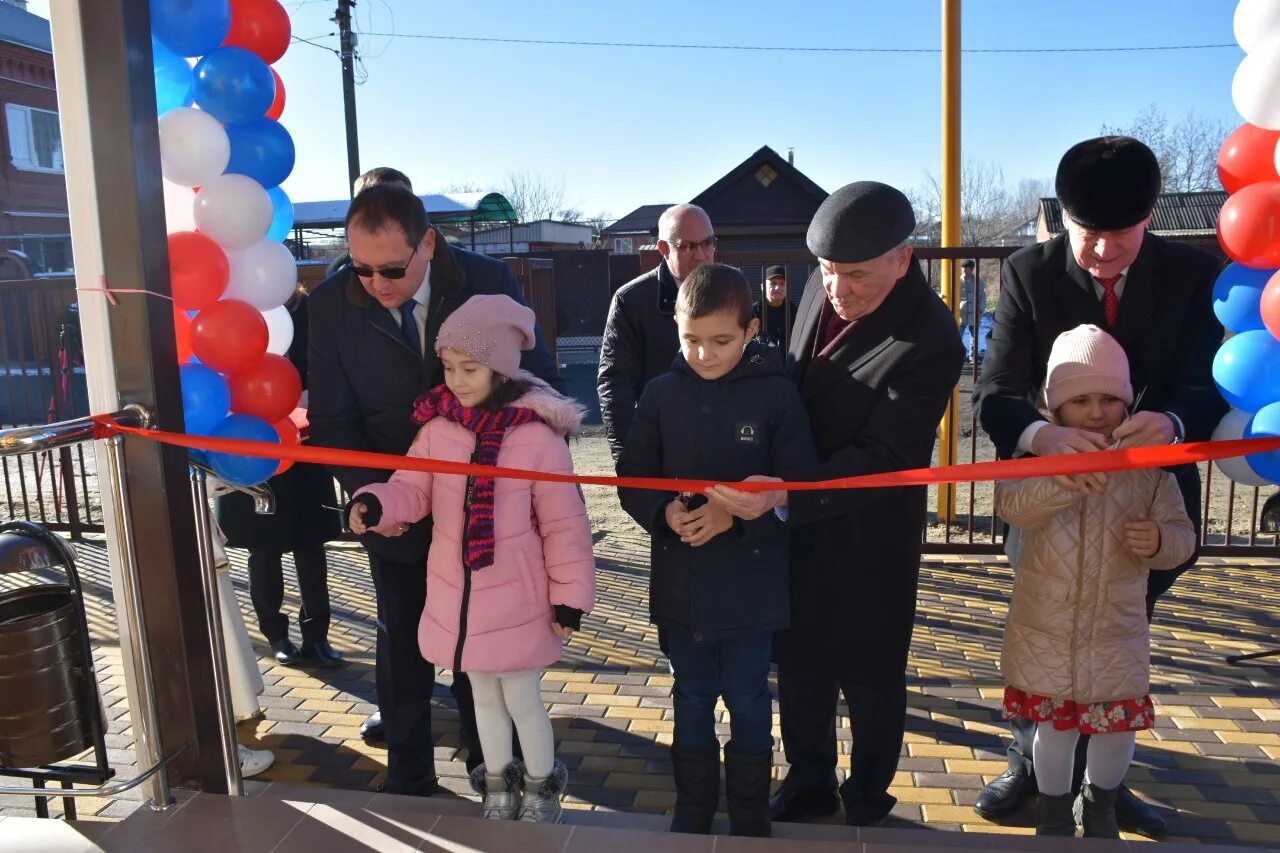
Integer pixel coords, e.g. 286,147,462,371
671,236,717,253
348,243,419,280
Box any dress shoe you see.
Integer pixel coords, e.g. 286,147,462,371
768,781,840,823
361,711,386,745
377,776,441,797
300,641,345,668
269,638,301,666
1114,784,1166,839
973,768,1036,820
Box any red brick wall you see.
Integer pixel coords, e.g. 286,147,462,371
0,40,67,238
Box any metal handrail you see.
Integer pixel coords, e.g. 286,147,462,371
189,459,275,516
0,405,149,456
0,744,186,800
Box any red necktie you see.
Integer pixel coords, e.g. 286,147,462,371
1097,275,1121,328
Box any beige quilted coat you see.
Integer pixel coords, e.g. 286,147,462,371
997,467,1194,704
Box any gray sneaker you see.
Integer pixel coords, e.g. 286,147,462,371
469,761,523,820
517,760,568,824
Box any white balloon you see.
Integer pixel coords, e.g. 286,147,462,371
223,239,299,310
162,178,196,233
261,306,295,356
1212,408,1272,486
158,107,230,187
1235,0,1280,53
193,174,272,249
1232,42,1280,130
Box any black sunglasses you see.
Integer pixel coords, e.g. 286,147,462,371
348,243,419,280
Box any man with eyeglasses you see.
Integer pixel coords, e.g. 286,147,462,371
598,203,717,460
308,183,559,797
972,137,1225,838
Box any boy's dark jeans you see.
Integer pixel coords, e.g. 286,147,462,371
666,629,773,753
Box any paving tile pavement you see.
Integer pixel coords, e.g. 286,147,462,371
0,529,1276,847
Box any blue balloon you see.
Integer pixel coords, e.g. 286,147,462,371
1213,330,1280,414
266,187,295,243
1212,263,1274,334
150,0,231,58
193,47,274,126
152,37,194,115
225,120,296,189
188,448,210,468
208,414,280,487
1245,402,1280,484
179,363,229,436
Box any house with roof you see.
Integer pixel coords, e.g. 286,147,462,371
1036,190,1226,255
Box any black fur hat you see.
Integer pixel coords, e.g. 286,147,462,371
1055,136,1161,231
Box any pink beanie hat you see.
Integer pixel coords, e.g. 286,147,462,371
1044,324,1133,413
435,294,536,378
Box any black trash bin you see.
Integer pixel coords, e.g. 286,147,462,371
0,521,110,817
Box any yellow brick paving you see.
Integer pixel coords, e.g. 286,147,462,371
0,536,1276,848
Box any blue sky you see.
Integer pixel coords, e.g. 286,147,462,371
32,0,1243,221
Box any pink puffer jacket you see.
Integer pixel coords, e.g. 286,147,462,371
996,467,1194,704
355,376,595,673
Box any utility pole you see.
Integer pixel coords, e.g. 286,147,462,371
334,0,360,195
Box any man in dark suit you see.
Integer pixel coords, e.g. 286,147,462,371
971,136,1226,837
308,183,559,796
709,183,964,826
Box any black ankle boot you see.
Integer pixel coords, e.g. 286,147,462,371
1036,792,1076,836
669,747,720,834
1080,783,1120,839
724,749,772,837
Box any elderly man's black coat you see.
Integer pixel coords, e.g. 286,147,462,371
783,262,964,687
307,236,561,565
972,231,1226,565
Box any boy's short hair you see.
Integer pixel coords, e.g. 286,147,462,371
676,263,754,328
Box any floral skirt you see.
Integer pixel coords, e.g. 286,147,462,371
1003,686,1154,734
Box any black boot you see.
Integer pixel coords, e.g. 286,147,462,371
724,749,772,838
669,747,720,834
1079,783,1120,839
1036,792,1077,836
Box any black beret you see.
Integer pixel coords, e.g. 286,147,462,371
764,265,786,280
806,181,916,263
1055,136,1161,231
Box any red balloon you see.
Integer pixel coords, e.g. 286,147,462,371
222,0,291,64
270,415,300,476
227,353,302,423
1218,182,1280,268
173,307,194,363
191,300,269,374
1262,271,1280,342
266,67,285,120
1219,123,1280,194
168,231,229,311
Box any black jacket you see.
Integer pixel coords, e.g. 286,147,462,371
972,232,1224,550
215,294,343,551
597,261,680,460
307,237,561,564
754,299,797,349
617,343,817,641
781,261,964,686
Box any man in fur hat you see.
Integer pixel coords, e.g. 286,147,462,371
972,136,1226,837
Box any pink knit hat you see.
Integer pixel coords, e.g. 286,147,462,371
1044,324,1133,412
435,294,536,378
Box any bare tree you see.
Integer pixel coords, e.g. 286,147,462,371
1100,104,1229,192
500,171,584,223
912,159,1046,246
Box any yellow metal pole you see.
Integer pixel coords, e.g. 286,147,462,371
937,0,961,524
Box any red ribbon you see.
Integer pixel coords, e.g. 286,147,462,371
89,415,1280,493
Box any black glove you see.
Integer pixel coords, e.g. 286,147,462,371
553,604,584,631
344,493,383,529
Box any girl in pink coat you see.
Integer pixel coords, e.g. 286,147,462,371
348,294,595,825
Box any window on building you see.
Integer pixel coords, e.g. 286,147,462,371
613,237,634,254
22,235,73,273
6,104,64,173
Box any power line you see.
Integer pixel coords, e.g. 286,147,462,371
290,33,339,55
353,32,1236,54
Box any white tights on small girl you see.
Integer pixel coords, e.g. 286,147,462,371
1032,722,1136,796
469,670,555,778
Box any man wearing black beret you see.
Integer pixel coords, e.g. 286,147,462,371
972,136,1225,837
708,181,964,826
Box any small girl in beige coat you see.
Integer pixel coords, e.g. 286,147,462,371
996,325,1195,838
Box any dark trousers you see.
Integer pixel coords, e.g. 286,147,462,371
368,552,484,789
777,652,906,824
666,629,773,754
248,542,331,646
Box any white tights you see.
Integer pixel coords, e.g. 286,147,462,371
469,670,555,779
1032,722,1136,796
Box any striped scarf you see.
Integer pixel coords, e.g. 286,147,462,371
412,385,540,571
